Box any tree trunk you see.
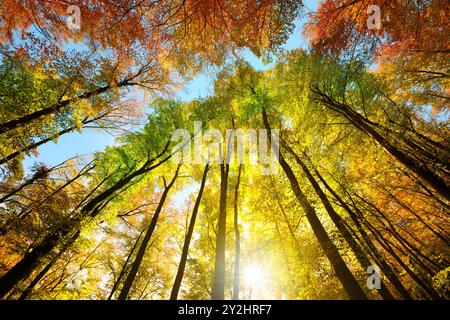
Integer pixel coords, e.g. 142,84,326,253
314,90,450,201
0,228,73,299
108,228,146,300
232,165,242,300
211,162,230,300
315,170,413,299
17,231,80,300
262,108,368,300
0,116,100,165
351,199,441,299
284,143,394,300
170,164,209,300
359,195,442,274
118,164,180,300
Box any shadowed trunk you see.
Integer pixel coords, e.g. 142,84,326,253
0,80,134,135
315,170,413,300
314,90,450,202
170,164,209,300
0,228,71,299
262,108,368,300
284,143,394,300
118,164,180,300
0,143,173,298
0,115,102,165
211,162,230,300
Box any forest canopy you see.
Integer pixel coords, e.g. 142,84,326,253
0,0,448,300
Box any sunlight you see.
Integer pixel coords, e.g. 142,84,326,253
1,0,445,304
243,264,268,299
244,265,265,286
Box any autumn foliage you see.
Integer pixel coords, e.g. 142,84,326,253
0,0,448,302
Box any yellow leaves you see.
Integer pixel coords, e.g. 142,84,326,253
158,54,173,73
231,99,240,114
78,99,93,117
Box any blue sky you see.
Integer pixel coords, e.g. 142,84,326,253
22,0,318,174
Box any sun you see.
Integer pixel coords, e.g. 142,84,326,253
243,264,271,300
244,265,265,286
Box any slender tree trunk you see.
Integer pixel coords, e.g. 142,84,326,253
118,164,180,300
170,164,209,300
351,201,441,299
359,196,442,274
0,228,72,299
270,177,302,255
315,171,413,299
0,175,41,205
314,90,450,201
262,108,368,300
232,165,242,300
211,162,230,300
376,219,440,277
108,228,146,300
284,143,394,300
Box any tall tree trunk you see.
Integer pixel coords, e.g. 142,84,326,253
385,190,450,247
170,164,209,300
118,164,180,300
314,90,450,201
362,214,441,299
358,195,442,274
272,210,293,296
284,143,394,300
211,162,230,300
108,228,146,300
261,108,368,300
315,170,413,299
270,177,302,256
232,165,242,300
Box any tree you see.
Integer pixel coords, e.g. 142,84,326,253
211,161,230,300
0,0,301,62
1,29,448,301
261,107,368,300
304,0,448,57
170,164,209,300
312,89,450,202
232,165,243,300
118,164,181,300
0,100,190,298
283,142,394,299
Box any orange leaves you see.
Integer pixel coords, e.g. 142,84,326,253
304,0,449,58
0,0,301,70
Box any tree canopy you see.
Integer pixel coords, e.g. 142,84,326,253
0,0,448,300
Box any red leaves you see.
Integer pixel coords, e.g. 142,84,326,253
304,0,449,58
